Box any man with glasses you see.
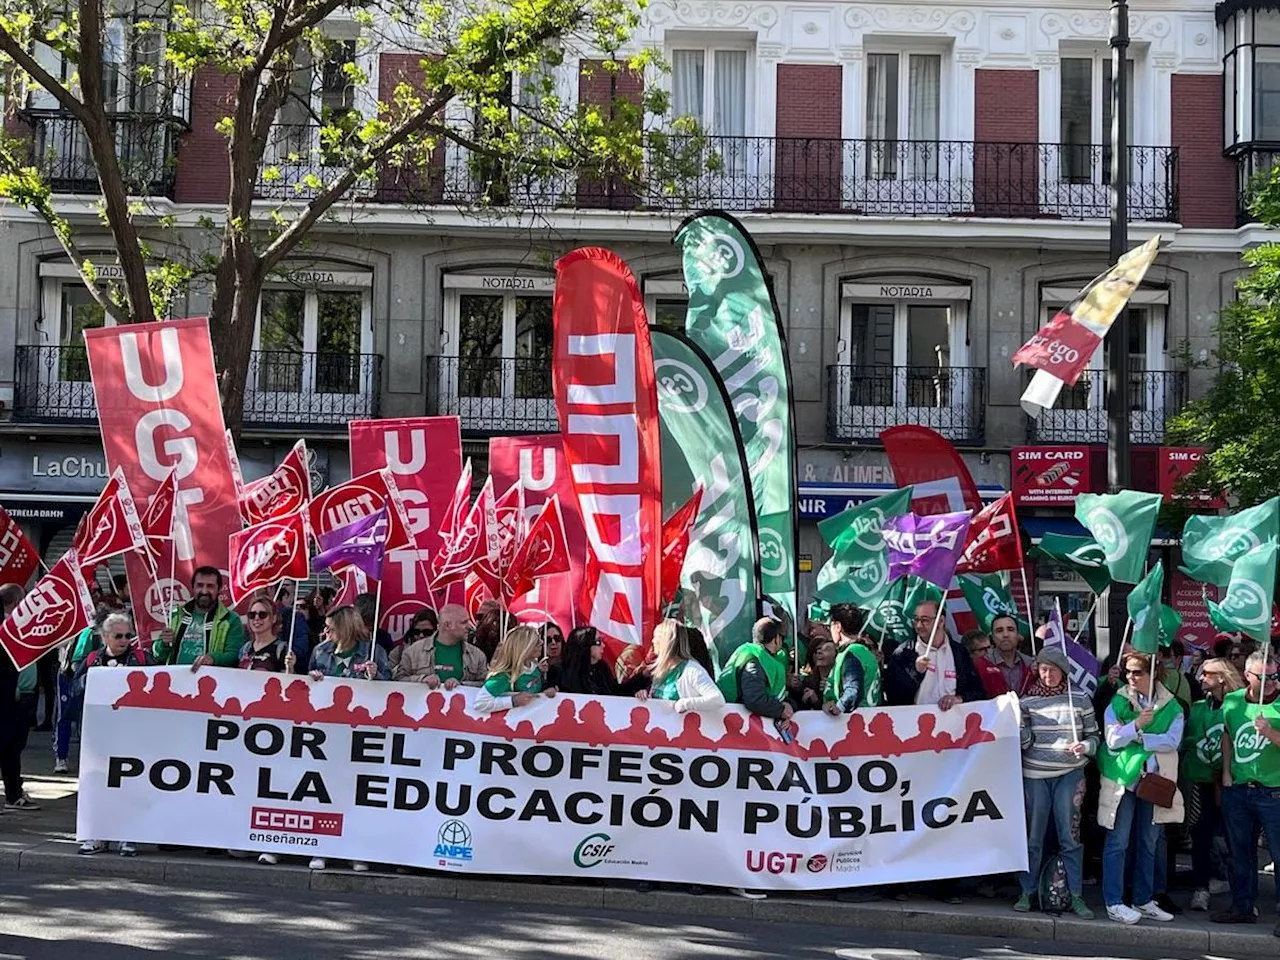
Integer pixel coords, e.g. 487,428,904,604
393,604,488,688
883,600,986,709
1213,650,1280,935
154,566,244,668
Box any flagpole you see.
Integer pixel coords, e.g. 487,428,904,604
286,578,300,672
1055,599,1080,745
925,595,947,660
1070,595,1100,649
1018,567,1036,653
372,576,384,657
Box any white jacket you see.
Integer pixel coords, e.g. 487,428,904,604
670,660,725,713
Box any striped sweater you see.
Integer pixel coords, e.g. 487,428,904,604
1019,689,1101,779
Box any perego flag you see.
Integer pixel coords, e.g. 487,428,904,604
652,329,758,666
73,467,149,570
1016,236,1161,415
553,248,663,655
0,549,93,670
678,212,797,628
240,440,312,526
229,511,311,605
0,506,40,588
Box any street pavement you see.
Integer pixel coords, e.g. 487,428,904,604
2,740,1277,958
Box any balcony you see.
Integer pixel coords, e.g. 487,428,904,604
313,131,1179,222
21,110,185,199
1232,144,1279,223
13,345,381,428
827,365,986,445
1025,368,1187,445
425,356,556,436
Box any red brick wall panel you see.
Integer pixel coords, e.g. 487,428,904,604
376,52,443,203
173,66,234,203
774,63,842,212
973,69,1039,217
577,58,643,209
1171,73,1236,228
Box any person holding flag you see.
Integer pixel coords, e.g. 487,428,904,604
883,599,985,709
154,567,244,668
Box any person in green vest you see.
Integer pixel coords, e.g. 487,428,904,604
1182,657,1243,912
1212,649,1280,934
473,624,557,714
715,616,792,725
1097,652,1185,926
154,566,244,668
826,603,882,712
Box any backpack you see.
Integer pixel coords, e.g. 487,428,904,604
1037,854,1071,914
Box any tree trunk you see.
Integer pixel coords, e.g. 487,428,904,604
209,229,262,439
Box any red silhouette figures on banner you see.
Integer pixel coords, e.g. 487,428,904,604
372,691,416,729
670,711,717,751
314,686,373,726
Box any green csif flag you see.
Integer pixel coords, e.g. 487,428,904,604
678,212,798,628
815,488,914,607
1075,491,1163,584
652,329,759,666
958,572,1030,637
1029,534,1113,595
1127,562,1166,654
1206,541,1278,643
1181,498,1280,587
864,577,913,649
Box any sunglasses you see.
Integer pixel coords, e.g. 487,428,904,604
407,627,431,637
1249,670,1280,682
247,610,273,620
108,632,132,640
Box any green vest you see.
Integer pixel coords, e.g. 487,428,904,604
1221,689,1280,787
716,642,786,704
826,644,881,708
1097,690,1181,788
1181,699,1225,784
651,660,688,702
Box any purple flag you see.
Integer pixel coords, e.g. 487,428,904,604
312,506,388,580
1039,600,1101,696
883,511,972,588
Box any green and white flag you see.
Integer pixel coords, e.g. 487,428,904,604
678,212,798,628
1181,498,1280,587
903,577,945,622
1127,561,1166,654
1206,541,1278,643
1075,491,1163,584
958,572,1030,636
863,577,913,649
653,329,759,666
815,488,913,607
1029,533,1113,595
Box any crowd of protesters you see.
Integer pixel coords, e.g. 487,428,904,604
3,567,1276,935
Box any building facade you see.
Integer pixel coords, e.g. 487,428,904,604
0,0,1267,647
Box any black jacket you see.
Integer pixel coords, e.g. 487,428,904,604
554,660,650,697
738,660,787,720
882,639,986,707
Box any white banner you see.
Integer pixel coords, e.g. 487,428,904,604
78,668,1027,888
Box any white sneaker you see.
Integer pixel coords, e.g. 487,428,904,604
1190,889,1210,911
119,842,136,858
258,853,278,865
351,861,370,872
1209,878,1231,894
729,887,767,900
308,857,326,871
78,840,107,856
1135,900,1174,922
53,759,69,774
1107,903,1142,925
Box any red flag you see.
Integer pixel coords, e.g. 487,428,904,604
880,426,983,516
434,478,498,590
332,567,368,608
308,469,410,551
74,467,149,569
464,572,494,621
956,493,1024,574
225,429,246,500
660,488,703,607
436,458,473,548
493,479,527,584
140,469,180,542
228,511,310,605
508,496,572,599
0,506,40,589
240,440,312,525
553,247,663,656
0,549,94,670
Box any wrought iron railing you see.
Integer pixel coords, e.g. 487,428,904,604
826,364,986,445
354,132,1179,221
1026,368,1187,444
22,110,184,198
425,355,557,435
1233,145,1280,222
13,345,381,427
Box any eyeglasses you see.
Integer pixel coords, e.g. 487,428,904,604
246,611,272,620
407,628,430,638
108,632,131,640
1249,670,1280,682
913,616,935,624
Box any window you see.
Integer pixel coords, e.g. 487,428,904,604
452,293,553,400
53,284,108,382
865,52,941,179
253,285,371,395
271,38,360,169
671,48,748,136
1058,54,1134,183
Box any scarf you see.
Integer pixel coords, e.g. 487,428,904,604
1024,676,1067,698
915,637,956,705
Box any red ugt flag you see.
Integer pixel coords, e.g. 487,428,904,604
0,506,40,589
956,493,1024,575
74,467,149,569
0,549,94,670
508,496,572,600
229,512,310,605
240,440,312,525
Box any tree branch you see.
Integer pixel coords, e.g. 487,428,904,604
0,27,90,124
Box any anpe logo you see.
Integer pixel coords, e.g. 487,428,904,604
806,854,829,873
249,807,344,836
435,819,474,862
573,833,615,869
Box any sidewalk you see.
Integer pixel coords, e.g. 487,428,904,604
3,743,1277,956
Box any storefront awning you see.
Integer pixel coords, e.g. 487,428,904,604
798,483,1005,522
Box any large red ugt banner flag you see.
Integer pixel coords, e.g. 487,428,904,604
85,318,242,640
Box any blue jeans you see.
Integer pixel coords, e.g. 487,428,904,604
1104,791,1160,907
1020,768,1085,896
1221,783,1280,914
54,673,80,762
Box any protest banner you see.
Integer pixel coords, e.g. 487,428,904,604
78,667,1026,888
84,318,242,639
350,417,462,632
489,435,586,631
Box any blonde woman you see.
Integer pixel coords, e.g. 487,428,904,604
473,625,557,714
637,619,724,713
308,606,389,682
1184,657,1244,911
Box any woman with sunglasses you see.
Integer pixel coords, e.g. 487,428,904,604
389,608,438,674
1097,652,1185,925
238,595,293,673
1183,657,1243,911
557,626,650,697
